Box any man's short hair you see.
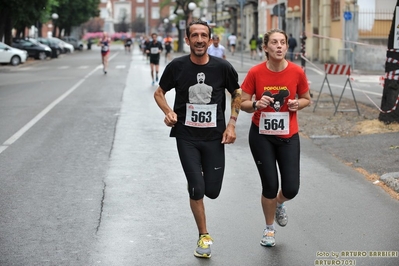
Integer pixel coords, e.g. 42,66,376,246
212,35,220,40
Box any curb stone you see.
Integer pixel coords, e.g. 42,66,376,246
380,172,399,193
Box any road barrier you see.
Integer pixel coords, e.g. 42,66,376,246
313,63,360,115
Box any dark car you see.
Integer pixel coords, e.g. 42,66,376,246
12,38,52,60
37,37,63,58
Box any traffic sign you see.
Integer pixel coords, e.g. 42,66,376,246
179,20,186,30
344,11,352,21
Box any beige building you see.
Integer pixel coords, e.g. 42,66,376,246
304,0,394,71
218,0,394,71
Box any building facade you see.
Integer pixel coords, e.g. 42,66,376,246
212,0,394,71
99,0,176,36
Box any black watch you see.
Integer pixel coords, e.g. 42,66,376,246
252,101,258,110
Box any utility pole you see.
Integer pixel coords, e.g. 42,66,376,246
379,0,399,123
145,0,149,36
237,0,246,69
300,0,306,71
215,0,218,26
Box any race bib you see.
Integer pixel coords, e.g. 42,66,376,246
101,46,109,52
259,112,289,135
185,104,217,128
150,47,159,54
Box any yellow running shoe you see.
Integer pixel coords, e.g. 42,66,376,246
194,234,213,258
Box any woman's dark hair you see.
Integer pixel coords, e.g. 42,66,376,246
186,20,211,38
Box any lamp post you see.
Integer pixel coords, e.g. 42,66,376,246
164,18,170,35
51,13,58,38
188,2,197,25
237,0,246,68
301,0,306,71
177,2,197,53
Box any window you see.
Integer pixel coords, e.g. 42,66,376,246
137,0,144,3
151,7,160,19
331,0,340,20
136,7,145,18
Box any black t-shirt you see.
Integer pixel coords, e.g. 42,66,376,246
159,55,240,141
146,41,163,60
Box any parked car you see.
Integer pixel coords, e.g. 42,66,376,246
0,41,28,66
62,36,84,51
37,37,63,58
12,38,52,60
50,37,74,53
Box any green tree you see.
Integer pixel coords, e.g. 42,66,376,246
0,0,53,43
51,0,100,37
379,0,399,123
0,0,99,43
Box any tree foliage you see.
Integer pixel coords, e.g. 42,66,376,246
0,0,100,44
51,0,100,37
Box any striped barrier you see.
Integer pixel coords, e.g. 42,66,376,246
325,64,351,76
313,64,360,115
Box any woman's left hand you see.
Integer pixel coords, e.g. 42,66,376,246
287,99,300,112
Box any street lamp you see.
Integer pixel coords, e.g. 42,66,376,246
188,2,197,25
164,18,170,35
52,13,59,37
188,2,197,11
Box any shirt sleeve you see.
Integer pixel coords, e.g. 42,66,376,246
241,69,255,96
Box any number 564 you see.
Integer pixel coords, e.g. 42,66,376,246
264,118,284,130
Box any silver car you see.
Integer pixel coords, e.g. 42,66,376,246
62,36,84,51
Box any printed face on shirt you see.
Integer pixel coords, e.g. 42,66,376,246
185,24,212,57
265,32,288,60
197,72,205,83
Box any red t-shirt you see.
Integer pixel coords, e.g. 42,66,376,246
241,61,309,138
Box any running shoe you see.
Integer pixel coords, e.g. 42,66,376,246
152,81,155,86
275,204,288,227
260,229,276,247
194,234,213,258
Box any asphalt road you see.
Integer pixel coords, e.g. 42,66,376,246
0,45,397,265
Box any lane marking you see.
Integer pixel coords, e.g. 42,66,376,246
0,53,119,154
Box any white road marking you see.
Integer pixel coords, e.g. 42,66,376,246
0,53,119,154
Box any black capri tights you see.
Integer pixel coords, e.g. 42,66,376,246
176,138,225,200
249,123,300,200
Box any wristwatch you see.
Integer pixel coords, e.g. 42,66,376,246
252,101,258,111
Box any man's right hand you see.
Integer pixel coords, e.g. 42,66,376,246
164,112,177,127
